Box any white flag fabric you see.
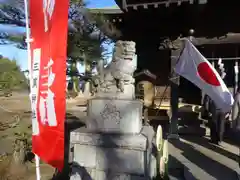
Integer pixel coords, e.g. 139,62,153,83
175,39,234,113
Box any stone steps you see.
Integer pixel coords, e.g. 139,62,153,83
178,126,206,136
169,169,186,180
178,111,206,136
178,118,203,126
147,108,206,136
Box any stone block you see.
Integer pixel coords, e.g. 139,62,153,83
73,144,145,174
70,126,157,180
96,147,145,174
94,169,107,180
74,144,97,168
70,166,148,180
86,99,142,134
70,127,147,150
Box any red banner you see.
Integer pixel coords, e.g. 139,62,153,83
29,0,69,170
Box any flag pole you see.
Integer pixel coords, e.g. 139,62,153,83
23,0,41,180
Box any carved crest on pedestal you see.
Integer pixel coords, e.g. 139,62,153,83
100,102,121,124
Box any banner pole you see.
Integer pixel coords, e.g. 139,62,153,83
23,0,41,180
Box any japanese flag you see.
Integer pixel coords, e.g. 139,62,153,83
175,39,234,113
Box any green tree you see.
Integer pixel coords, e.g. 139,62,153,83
0,56,28,96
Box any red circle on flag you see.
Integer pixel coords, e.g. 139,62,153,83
197,62,220,86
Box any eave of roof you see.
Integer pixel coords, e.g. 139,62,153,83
115,0,207,12
193,33,240,46
89,5,123,14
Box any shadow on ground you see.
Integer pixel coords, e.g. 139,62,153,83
168,154,189,180
169,137,239,180
182,136,239,162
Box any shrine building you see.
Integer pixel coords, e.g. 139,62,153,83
90,0,240,136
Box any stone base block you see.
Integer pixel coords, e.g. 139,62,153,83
70,128,147,150
74,144,145,174
70,126,157,179
70,165,147,180
86,99,142,134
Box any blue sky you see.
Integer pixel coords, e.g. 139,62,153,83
86,0,116,8
0,0,116,71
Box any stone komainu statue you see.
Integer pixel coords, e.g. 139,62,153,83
94,40,137,100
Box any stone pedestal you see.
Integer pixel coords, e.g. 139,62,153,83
70,126,157,180
86,99,142,134
69,98,158,179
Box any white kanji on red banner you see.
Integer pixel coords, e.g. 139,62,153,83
39,58,57,127
31,48,41,136
31,49,57,135
43,0,55,32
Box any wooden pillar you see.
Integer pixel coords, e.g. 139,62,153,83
168,40,183,139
